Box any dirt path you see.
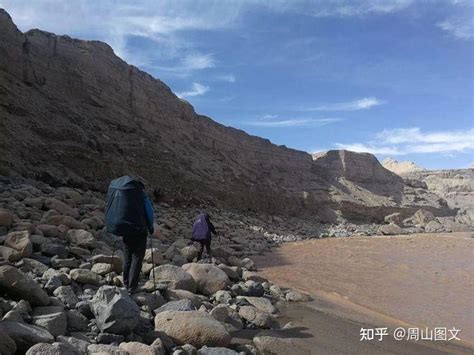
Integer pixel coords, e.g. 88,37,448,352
252,232,474,354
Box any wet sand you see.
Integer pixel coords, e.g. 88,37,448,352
252,232,474,354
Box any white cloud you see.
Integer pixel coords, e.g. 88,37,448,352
307,97,385,111
0,0,234,72
147,53,215,74
261,114,278,120
436,0,474,40
438,16,474,40
216,74,236,83
244,118,343,127
301,0,414,17
336,127,474,155
176,82,209,99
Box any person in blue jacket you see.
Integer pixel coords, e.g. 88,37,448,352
105,176,154,294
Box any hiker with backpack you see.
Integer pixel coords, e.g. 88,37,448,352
105,176,155,293
192,212,217,261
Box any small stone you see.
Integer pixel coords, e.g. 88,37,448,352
5,230,33,257
91,262,113,275
52,257,79,269
53,286,79,308
97,333,125,344
197,346,239,355
285,290,311,302
70,268,101,285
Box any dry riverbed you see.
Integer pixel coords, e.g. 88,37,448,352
253,232,474,354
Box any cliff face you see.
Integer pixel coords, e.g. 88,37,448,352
0,9,452,222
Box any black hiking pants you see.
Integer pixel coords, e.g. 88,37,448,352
122,234,147,291
197,239,212,260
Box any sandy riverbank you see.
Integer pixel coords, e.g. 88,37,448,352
252,232,474,354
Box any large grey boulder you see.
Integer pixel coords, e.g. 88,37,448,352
197,346,239,355
154,311,231,348
425,219,444,233
91,254,122,273
239,305,274,328
0,245,22,262
26,342,80,355
145,248,164,265
0,265,50,306
0,331,16,355
90,286,140,335
253,334,310,355
149,265,197,292
182,263,230,296
132,292,166,310
44,197,80,218
0,321,54,353
164,289,203,309
412,209,436,226
384,212,403,226
0,208,14,227
32,306,67,337
88,344,128,355
66,309,89,332
53,286,79,307
154,299,194,314
4,230,33,257
119,341,165,355
44,215,85,230
378,223,405,235
236,296,277,314
67,229,97,249
56,335,90,354
180,245,199,262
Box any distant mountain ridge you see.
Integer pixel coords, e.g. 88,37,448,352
382,158,424,175
0,9,456,223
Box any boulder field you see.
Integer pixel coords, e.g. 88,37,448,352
0,178,320,354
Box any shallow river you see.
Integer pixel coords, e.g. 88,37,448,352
253,232,474,344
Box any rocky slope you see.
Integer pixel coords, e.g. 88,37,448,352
382,158,474,226
0,177,319,355
0,173,470,354
0,9,456,223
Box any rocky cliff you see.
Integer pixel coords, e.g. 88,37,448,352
0,10,453,222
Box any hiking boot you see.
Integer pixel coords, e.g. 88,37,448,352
127,286,139,295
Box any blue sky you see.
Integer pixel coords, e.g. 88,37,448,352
1,0,473,169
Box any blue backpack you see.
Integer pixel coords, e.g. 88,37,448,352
105,176,148,237
192,213,210,241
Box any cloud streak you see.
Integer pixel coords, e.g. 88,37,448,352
216,74,236,83
306,97,385,111
244,118,343,127
176,82,209,99
336,127,474,155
